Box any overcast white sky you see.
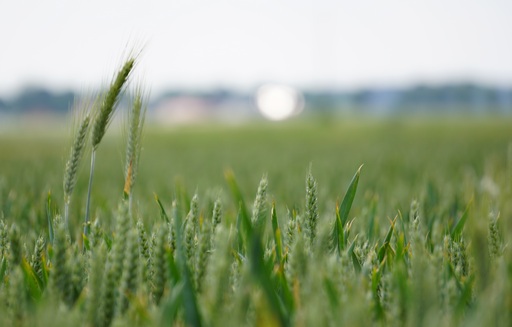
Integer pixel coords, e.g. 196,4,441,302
1,0,512,96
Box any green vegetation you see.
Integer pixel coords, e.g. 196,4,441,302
0,60,512,326
0,117,511,326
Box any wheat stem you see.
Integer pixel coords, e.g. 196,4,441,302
84,57,136,236
84,149,96,236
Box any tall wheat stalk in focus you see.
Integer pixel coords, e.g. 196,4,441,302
84,56,136,235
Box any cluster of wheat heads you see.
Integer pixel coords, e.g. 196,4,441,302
61,55,144,235
1,161,511,326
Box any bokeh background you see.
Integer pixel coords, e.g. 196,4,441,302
1,0,512,125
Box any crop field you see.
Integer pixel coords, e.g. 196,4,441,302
0,117,511,326
1,56,512,327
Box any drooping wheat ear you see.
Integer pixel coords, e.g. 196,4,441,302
63,113,90,228
305,165,319,247
117,228,139,315
123,85,148,208
84,56,136,236
251,175,268,231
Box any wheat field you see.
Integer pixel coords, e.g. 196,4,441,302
0,58,511,327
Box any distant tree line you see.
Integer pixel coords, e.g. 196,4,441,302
0,87,74,114
1,83,511,115
303,84,512,114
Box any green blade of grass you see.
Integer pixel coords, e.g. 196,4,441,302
249,232,290,327
367,195,378,241
332,203,344,254
456,275,475,314
21,258,43,300
274,266,294,315
271,201,283,265
161,281,185,325
331,165,362,255
371,265,385,320
451,199,472,241
339,165,363,227
395,232,407,264
378,216,397,263
175,179,191,214
348,235,361,273
225,170,250,225
167,248,181,283
154,193,170,223
323,276,340,308
226,170,252,252
46,191,54,245
0,257,6,283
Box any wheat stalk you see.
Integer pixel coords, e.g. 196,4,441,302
84,56,136,236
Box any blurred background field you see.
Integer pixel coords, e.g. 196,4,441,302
1,117,511,235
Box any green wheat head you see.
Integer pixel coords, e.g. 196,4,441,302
251,175,268,231
305,166,319,247
123,85,148,200
91,57,135,150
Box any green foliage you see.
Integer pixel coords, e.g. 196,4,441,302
331,165,362,254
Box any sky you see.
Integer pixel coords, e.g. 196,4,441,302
1,0,512,96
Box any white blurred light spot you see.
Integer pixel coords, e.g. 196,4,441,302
256,84,304,121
